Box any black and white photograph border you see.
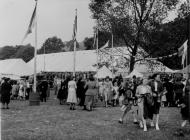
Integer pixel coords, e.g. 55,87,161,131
0,0,190,140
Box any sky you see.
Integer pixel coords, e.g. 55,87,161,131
0,0,184,49
0,0,95,48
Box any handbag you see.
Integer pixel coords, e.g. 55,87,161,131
145,93,154,106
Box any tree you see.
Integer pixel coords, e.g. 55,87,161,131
38,36,65,54
0,46,16,60
65,40,80,51
14,44,34,62
0,44,34,62
89,0,179,72
84,37,94,50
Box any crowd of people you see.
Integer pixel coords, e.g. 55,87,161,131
0,72,190,136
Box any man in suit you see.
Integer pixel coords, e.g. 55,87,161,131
149,73,164,130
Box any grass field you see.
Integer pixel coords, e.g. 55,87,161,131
1,91,190,140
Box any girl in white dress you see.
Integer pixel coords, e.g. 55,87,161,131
99,79,104,101
19,82,25,100
113,82,119,106
67,77,77,110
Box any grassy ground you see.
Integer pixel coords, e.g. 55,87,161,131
1,91,190,140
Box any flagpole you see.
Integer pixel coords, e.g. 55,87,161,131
96,28,99,83
187,0,190,120
43,45,45,72
187,0,190,80
111,33,114,81
73,9,77,77
33,0,38,93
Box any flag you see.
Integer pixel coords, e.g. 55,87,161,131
93,28,98,48
178,40,188,66
99,41,109,50
72,11,77,41
22,2,37,43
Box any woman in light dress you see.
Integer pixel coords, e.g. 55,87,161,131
67,77,77,110
19,81,25,100
136,78,153,132
103,76,113,107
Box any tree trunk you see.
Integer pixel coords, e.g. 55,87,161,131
129,55,135,73
129,42,138,73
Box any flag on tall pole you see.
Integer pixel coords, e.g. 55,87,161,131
99,41,109,50
178,40,188,66
21,2,37,43
73,9,77,77
22,0,38,93
25,0,40,106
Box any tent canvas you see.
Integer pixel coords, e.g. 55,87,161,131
0,73,21,80
134,62,174,73
94,66,113,79
125,69,143,78
27,50,97,72
0,59,33,76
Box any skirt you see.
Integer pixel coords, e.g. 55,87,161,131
152,97,161,114
103,89,111,102
1,95,10,104
181,106,189,121
84,95,95,110
67,88,77,103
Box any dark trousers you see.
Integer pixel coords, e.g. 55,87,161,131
40,92,47,102
79,94,85,106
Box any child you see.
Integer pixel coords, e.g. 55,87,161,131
113,82,119,106
161,87,167,107
118,86,133,124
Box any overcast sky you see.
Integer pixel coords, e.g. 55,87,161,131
0,0,95,48
0,0,181,48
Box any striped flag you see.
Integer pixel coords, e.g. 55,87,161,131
99,40,109,50
22,2,37,43
178,40,188,66
72,11,77,41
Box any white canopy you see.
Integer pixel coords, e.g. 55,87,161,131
125,69,143,78
134,62,175,73
0,59,33,76
0,73,21,80
95,66,113,79
27,50,97,72
177,65,190,73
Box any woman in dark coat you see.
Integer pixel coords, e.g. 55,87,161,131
57,79,65,105
1,78,12,109
173,78,184,106
77,77,86,106
62,77,70,102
